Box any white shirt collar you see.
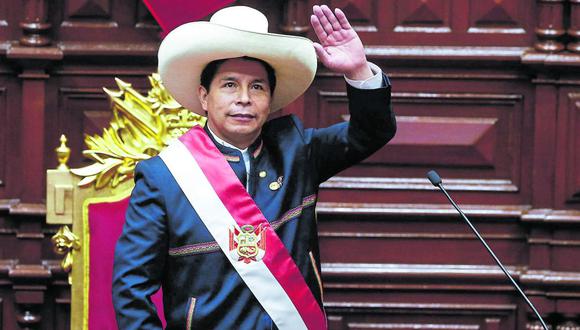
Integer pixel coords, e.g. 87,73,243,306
206,125,251,186
206,125,248,152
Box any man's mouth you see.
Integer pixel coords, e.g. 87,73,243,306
229,113,256,119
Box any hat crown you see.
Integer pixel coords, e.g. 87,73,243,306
209,6,268,33
158,6,316,115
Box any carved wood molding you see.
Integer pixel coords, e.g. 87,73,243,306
322,263,580,295
534,0,566,53
20,0,52,46
365,45,526,62
316,202,580,228
280,0,309,35
0,260,70,282
522,209,580,224
0,199,46,216
522,269,580,287
569,0,580,52
324,301,517,314
559,92,580,206
326,304,515,330
0,198,19,210
316,88,523,190
326,263,580,291
316,202,529,218
57,41,159,57
522,50,580,68
323,263,525,284
556,321,580,330
0,202,45,217
321,176,519,192
0,86,5,187
7,203,46,216
9,264,51,329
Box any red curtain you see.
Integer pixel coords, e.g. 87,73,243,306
142,0,236,34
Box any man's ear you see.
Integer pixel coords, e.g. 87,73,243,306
197,85,208,111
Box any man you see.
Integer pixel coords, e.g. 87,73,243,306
113,5,396,330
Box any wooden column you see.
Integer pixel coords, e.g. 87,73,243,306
531,78,558,207
5,1,60,327
20,0,51,46
534,0,566,52
569,0,580,52
7,0,61,202
280,0,310,36
18,69,48,202
10,264,51,330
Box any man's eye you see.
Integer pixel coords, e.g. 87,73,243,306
223,82,235,88
252,84,264,90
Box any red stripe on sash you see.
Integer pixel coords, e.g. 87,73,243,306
179,126,326,329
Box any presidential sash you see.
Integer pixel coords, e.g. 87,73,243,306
158,126,327,330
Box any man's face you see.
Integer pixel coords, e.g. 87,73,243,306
198,58,272,149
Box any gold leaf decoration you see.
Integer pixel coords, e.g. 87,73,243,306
52,225,80,271
71,73,206,189
52,225,81,285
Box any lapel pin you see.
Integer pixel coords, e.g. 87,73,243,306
269,176,283,191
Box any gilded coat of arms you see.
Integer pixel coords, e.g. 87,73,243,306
229,224,266,264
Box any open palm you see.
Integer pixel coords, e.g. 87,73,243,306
310,5,371,80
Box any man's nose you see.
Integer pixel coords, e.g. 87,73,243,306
236,86,251,104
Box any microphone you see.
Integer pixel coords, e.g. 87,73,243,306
426,170,548,330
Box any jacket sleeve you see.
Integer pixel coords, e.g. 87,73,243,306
112,159,167,330
307,73,396,183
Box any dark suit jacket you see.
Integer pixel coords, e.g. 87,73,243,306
113,76,396,329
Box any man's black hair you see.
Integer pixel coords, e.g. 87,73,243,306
200,56,276,95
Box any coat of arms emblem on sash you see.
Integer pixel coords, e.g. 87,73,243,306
229,224,266,264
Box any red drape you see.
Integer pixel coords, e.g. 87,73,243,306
142,0,236,34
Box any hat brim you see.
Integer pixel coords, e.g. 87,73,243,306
158,21,318,115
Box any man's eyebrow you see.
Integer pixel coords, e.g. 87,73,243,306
218,76,267,85
219,76,239,81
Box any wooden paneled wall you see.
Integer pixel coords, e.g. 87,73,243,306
1,0,580,329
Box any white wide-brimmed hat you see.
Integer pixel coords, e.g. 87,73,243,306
158,6,317,115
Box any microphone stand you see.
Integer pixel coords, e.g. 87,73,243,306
426,170,548,330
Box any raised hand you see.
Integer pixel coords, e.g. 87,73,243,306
310,4,372,80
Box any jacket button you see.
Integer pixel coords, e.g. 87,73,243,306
259,171,267,178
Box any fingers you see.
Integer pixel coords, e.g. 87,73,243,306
321,5,342,31
313,5,339,36
334,8,351,29
310,14,327,42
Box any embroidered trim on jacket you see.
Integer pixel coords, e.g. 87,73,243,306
169,241,219,257
168,194,317,257
185,297,196,330
309,251,324,300
271,194,316,230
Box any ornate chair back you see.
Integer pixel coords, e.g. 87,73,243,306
46,75,205,329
